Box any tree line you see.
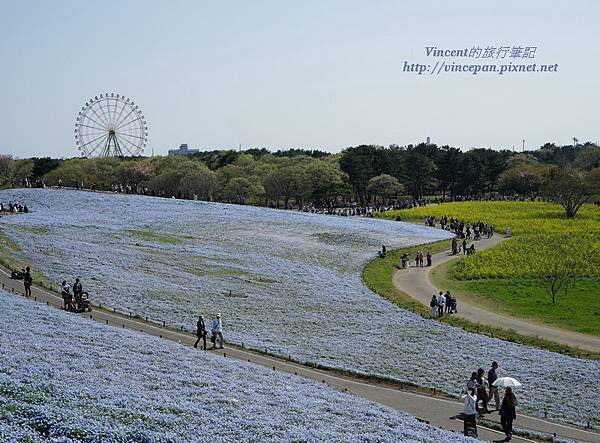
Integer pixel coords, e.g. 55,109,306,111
1,141,599,216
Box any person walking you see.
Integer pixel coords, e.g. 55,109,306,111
487,361,500,410
194,315,207,350
401,253,409,269
211,313,224,349
72,278,83,306
444,291,452,314
426,251,432,267
476,368,490,415
499,387,517,441
61,280,71,310
437,291,445,317
23,266,32,297
462,387,478,437
430,294,437,318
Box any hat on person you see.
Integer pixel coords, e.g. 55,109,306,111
216,313,221,318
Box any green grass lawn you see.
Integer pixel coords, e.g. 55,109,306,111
362,239,451,316
361,237,599,359
376,201,600,339
431,262,600,336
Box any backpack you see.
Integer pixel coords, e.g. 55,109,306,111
430,298,437,308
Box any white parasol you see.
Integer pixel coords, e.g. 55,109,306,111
493,377,522,388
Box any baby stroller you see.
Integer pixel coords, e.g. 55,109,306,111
447,296,458,313
78,292,92,312
70,291,92,313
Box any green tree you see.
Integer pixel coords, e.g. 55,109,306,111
0,155,15,183
13,159,34,181
435,146,462,197
544,168,600,218
117,161,153,187
539,253,578,304
498,164,549,195
180,168,219,201
223,177,258,204
404,153,435,199
32,157,62,178
574,145,600,170
339,145,388,204
302,158,346,204
366,174,404,203
263,165,304,208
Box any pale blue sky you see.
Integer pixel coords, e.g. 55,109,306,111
1,0,598,158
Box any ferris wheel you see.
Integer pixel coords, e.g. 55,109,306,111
75,93,148,157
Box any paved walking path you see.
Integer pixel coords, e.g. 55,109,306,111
392,233,600,353
1,268,598,442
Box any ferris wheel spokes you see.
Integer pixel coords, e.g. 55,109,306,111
75,93,147,157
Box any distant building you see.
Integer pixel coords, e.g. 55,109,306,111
168,144,199,156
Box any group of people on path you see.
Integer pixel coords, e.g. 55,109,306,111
429,291,457,317
427,216,494,241
397,250,432,268
12,177,45,188
60,278,88,312
462,361,517,441
194,313,224,350
451,237,476,256
0,202,29,214
16,262,525,442
299,199,431,218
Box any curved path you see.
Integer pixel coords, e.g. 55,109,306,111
392,233,600,353
1,268,598,442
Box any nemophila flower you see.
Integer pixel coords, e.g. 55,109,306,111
1,188,599,430
0,293,471,442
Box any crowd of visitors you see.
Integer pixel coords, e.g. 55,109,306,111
11,177,45,188
425,215,494,241
110,183,136,194
299,199,431,218
194,313,224,350
462,361,517,440
0,202,29,213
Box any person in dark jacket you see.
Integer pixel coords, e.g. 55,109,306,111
487,361,500,410
499,387,517,441
23,267,33,297
476,368,490,415
194,315,207,350
72,278,83,305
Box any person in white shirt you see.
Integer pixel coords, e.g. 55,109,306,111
61,280,71,310
462,387,478,437
211,313,224,349
436,292,445,317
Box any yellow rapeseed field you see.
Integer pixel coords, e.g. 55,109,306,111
380,201,600,279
